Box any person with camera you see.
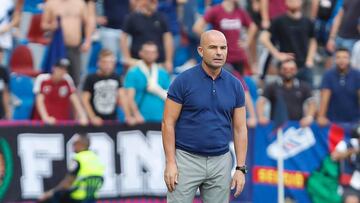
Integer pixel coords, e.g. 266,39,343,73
331,125,360,203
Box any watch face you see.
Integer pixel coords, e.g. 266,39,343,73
236,165,248,174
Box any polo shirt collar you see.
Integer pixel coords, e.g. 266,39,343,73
199,64,225,80
277,78,300,88
335,66,352,76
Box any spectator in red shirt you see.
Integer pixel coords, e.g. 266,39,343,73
193,0,258,75
33,58,88,125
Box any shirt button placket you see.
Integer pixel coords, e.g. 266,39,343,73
212,81,216,95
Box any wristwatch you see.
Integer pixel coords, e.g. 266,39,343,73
236,165,248,174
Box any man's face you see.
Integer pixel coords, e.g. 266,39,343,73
198,33,228,70
280,61,297,81
139,44,158,64
98,55,115,76
335,50,350,71
52,67,67,82
286,0,302,12
138,0,158,13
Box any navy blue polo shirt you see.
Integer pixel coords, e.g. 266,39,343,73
167,64,245,156
320,67,360,122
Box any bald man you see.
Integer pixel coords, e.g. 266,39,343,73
162,30,248,202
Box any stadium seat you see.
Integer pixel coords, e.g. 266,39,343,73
10,45,40,77
27,14,50,45
10,74,35,120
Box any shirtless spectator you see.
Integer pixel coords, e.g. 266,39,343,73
42,0,92,85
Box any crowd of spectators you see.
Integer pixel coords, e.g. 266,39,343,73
0,0,359,126
0,0,360,126
0,0,359,202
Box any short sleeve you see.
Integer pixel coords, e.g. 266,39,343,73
124,69,137,89
302,83,313,100
0,68,9,85
122,13,133,34
269,17,280,39
117,75,122,88
238,76,249,91
241,9,253,28
64,74,76,93
67,159,80,176
235,80,245,108
82,75,93,92
159,69,171,90
262,84,274,100
203,6,215,24
320,71,332,90
33,75,46,94
167,75,184,104
308,19,315,38
356,70,360,90
159,13,170,34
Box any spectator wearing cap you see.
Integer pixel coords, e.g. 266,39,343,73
0,47,10,119
41,0,92,85
331,124,360,203
317,48,360,126
33,58,88,125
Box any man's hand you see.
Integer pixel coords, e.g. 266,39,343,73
90,116,103,126
275,52,295,62
317,116,329,126
231,170,245,197
163,60,173,73
258,116,269,125
96,16,108,26
0,24,11,34
78,116,89,126
123,57,140,68
261,20,270,30
305,59,314,68
300,116,314,127
38,190,54,202
247,117,257,128
44,116,56,125
135,113,145,124
326,38,336,53
125,116,137,126
81,40,92,52
164,162,178,192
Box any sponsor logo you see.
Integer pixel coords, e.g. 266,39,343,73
267,127,316,160
253,166,308,189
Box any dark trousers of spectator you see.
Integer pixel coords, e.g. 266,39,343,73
66,46,81,86
38,190,81,203
296,67,313,87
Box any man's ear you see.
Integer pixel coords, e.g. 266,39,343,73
197,47,203,58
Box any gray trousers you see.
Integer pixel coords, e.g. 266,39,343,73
66,46,81,86
167,149,232,203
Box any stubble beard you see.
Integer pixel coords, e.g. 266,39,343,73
203,59,223,71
